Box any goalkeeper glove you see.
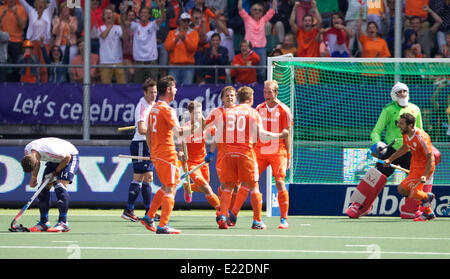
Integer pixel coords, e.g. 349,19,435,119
205,152,214,163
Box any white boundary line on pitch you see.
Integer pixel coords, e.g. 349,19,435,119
2,232,450,241
0,245,450,256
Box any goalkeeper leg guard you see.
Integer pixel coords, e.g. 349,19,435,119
346,167,387,218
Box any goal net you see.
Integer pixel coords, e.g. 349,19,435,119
266,57,450,190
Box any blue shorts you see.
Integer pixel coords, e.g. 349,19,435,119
130,140,154,174
43,154,79,183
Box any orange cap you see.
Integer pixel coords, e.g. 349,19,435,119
22,40,33,48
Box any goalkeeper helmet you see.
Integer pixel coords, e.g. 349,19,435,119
390,82,409,107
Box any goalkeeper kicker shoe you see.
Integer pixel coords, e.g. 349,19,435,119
29,221,51,232
47,221,70,232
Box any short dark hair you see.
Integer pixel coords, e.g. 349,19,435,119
21,155,35,173
400,112,416,127
142,77,156,92
157,75,176,96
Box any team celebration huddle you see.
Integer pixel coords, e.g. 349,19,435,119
17,76,440,235
128,75,292,234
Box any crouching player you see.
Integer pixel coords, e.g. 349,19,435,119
180,101,220,211
384,113,440,222
20,137,79,232
346,81,423,218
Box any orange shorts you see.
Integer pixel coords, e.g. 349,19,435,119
222,149,258,183
257,152,288,181
400,167,434,193
188,160,209,187
152,155,180,187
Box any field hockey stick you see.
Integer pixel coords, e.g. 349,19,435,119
117,154,150,161
368,154,410,174
118,126,136,132
180,161,208,180
9,176,52,232
180,112,193,202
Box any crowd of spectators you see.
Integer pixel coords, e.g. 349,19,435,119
0,0,448,85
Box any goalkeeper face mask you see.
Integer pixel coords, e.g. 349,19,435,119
390,82,409,107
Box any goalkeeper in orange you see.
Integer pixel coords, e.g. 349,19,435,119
384,113,440,222
179,100,220,212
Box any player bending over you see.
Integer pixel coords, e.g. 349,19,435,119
20,137,79,232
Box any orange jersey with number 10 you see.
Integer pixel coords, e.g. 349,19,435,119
147,100,179,160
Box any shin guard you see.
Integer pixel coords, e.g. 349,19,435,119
346,167,387,218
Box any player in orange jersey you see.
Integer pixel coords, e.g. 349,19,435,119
179,100,220,212
206,86,289,229
139,75,197,234
384,113,438,222
204,86,240,220
254,80,293,229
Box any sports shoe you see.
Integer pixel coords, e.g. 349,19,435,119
217,215,229,229
154,213,161,222
140,215,156,232
121,209,139,222
29,221,51,232
413,211,436,222
47,221,70,232
182,182,192,203
278,217,289,229
421,193,435,208
251,220,267,230
156,225,181,234
227,211,237,227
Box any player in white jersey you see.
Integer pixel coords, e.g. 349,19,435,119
20,137,79,232
122,78,158,222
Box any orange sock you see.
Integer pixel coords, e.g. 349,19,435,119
146,189,164,219
278,189,289,219
219,188,232,217
250,192,263,222
159,194,175,227
206,193,220,210
229,192,238,210
231,187,249,216
409,189,429,201
422,206,432,215
190,184,201,192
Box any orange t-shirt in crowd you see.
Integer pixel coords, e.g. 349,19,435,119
165,27,199,65
359,33,391,58
0,4,28,43
230,51,260,84
405,0,429,19
295,28,320,57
